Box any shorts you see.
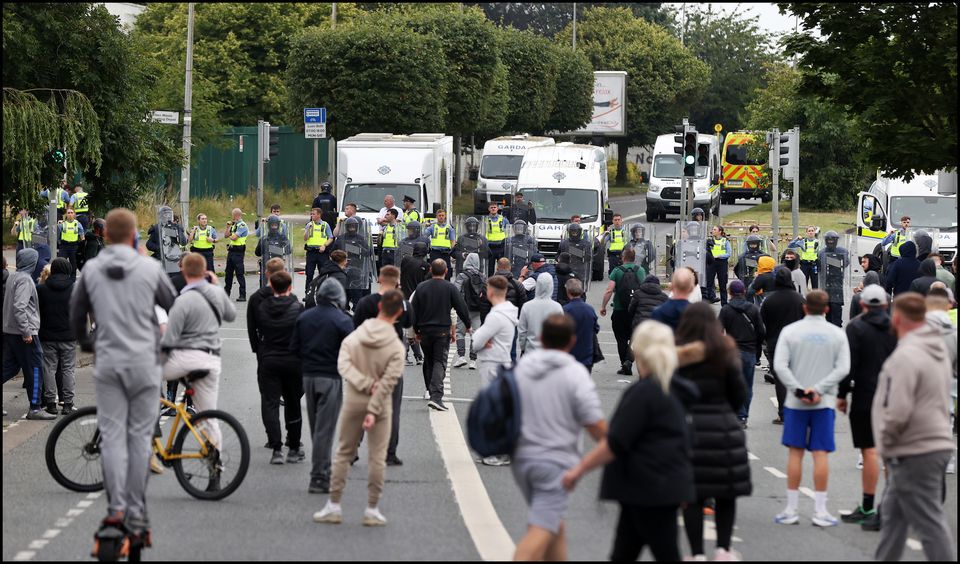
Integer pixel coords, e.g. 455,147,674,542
849,410,875,450
782,407,835,452
511,459,569,534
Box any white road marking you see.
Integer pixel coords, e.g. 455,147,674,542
86,492,103,499
906,539,922,551
65,508,85,517
769,397,778,408
799,487,815,499
76,500,94,508
27,540,48,550
764,466,787,479
12,551,35,561
748,452,759,461
54,518,72,528
41,530,60,539
403,395,473,403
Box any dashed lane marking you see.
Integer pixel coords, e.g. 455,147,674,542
16,489,103,560
764,466,787,479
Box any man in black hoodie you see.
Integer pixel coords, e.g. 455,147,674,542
909,258,939,296
719,280,766,428
760,266,806,424
554,252,576,306
305,250,349,309
37,258,77,414
837,285,896,530
254,271,305,465
628,274,669,329
883,241,920,296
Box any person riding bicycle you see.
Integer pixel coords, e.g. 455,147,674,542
70,209,177,544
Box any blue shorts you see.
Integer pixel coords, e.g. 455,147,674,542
782,407,835,452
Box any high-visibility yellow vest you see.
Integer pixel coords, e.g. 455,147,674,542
801,239,818,261
948,308,957,327
229,221,248,246
403,209,421,224
306,220,329,247
73,191,89,213
486,215,506,243
192,226,215,249
711,237,728,258
61,220,80,243
381,224,398,249
431,224,452,249
16,217,36,243
890,231,906,258
56,189,69,210
609,227,626,251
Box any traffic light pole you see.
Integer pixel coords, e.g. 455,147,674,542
179,2,195,232
770,128,780,244
791,126,800,239
257,120,265,220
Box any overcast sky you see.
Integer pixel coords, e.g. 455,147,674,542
667,2,801,36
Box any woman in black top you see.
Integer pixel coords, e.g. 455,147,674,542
562,320,697,561
675,302,751,561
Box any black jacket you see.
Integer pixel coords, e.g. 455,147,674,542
290,301,354,378
400,256,430,299
600,375,699,507
305,262,348,308
506,203,537,225
254,295,303,362
246,285,275,354
480,270,525,318
884,241,920,296
759,268,805,350
352,293,414,341
909,258,939,296
839,308,897,411
678,344,752,499
718,298,765,355
628,281,669,328
37,273,75,342
412,278,471,332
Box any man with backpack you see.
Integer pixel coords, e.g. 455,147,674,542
453,253,487,370
600,248,645,376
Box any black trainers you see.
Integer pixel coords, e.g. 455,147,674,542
45,403,59,415
350,454,360,466
861,510,882,531
286,448,305,464
763,373,776,385
427,399,449,412
772,416,784,425
386,454,403,466
270,449,285,465
236,296,246,302
61,404,78,415
308,478,329,494
841,505,876,524
616,363,632,376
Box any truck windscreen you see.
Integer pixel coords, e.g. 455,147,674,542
342,184,419,213
890,196,958,230
519,188,599,222
480,155,524,179
725,144,766,166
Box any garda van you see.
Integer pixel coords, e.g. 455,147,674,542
516,143,611,261
645,133,722,222
336,133,453,241
720,131,771,205
474,135,555,213
856,170,958,264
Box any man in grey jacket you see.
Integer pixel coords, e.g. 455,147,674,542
773,290,850,528
517,274,563,355
470,275,518,467
71,209,177,534
161,252,238,487
2,248,53,420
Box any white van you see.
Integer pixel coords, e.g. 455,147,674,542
857,170,957,264
645,133,722,222
516,143,611,261
336,133,453,238
474,135,555,213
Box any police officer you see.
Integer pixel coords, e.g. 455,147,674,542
255,203,289,239
506,192,537,225
401,195,421,225
425,209,456,279
819,230,850,327
224,207,249,302
71,184,90,231
506,219,537,278
379,208,401,270
600,213,628,273
626,222,656,276
706,225,732,305
11,208,36,252
559,222,592,288
304,207,334,289
255,214,292,287
400,220,430,259
734,234,767,292
691,207,706,222
312,181,337,215
453,217,489,277
880,215,911,262
58,207,85,277
792,225,820,289
188,212,219,273
333,216,373,310
484,202,509,277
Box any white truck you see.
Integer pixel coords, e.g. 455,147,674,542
336,133,454,240
474,134,555,213
516,143,611,276
857,170,958,265
645,133,722,222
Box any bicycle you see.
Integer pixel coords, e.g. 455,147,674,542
46,370,250,502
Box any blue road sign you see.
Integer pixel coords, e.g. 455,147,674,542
304,107,326,124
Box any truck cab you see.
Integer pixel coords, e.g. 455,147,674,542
645,133,721,222
720,131,771,205
475,135,555,214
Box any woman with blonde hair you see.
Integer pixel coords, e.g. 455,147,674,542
562,321,698,561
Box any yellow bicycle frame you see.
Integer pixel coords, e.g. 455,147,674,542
152,397,214,461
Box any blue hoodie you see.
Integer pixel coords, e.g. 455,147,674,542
563,297,599,368
884,241,921,296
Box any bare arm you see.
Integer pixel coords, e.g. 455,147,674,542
562,437,615,491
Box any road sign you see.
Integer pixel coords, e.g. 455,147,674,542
714,123,723,133
147,110,179,124
304,107,327,138
304,107,326,124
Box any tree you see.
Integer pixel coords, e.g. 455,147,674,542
285,23,448,139
743,63,874,210
557,7,710,185
3,3,182,211
470,3,671,38
544,45,594,134
496,27,559,134
780,3,957,180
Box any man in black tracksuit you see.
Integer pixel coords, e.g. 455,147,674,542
411,259,471,412
759,267,806,424
718,280,766,428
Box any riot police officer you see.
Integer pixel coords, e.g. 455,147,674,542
146,205,187,277
559,222,593,291
333,216,374,310
626,222,656,276
312,181,337,215
453,217,489,277
255,214,293,287
506,219,537,278
399,219,430,263
819,230,850,327
734,234,768,292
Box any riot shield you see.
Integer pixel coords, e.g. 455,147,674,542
30,220,50,250
157,205,184,275
342,218,374,290
819,246,851,305
454,217,488,276
562,224,596,292
258,219,294,288
505,221,537,278
674,221,707,283
626,223,657,277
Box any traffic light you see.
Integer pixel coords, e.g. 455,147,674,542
268,126,280,160
697,143,710,166
43,148,66,172
779,129,799,181
673,124,684,155
683,128,698,177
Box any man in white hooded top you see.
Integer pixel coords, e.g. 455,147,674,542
471,274,518,467
517,273,563,355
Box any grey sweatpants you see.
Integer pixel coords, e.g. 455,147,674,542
304,377,343,484
42,341,77,406
456,312,483,359
94,364,161,518
876,450,956,561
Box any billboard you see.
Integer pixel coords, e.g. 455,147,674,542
571,71,627,136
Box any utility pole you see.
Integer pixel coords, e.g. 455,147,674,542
331,2,337,29
179,2,195,231
681,3,686,47
257,120,265,220
572,3,577,50
768,128,780,243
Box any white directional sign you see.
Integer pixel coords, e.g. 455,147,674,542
304,107,327,139
148,110,180,125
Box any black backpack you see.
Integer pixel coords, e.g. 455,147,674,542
467,364,522,457
462,271,486,310
615,265,642,307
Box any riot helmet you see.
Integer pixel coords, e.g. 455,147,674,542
413,241,428,257
406,220,421,239
686,221,703,239
465,216,480,235
158,206,174,225
267,214,281,236
746,234,761,253
691,207,705,221
629,223,645,241
566,222,583,242
321,181,332,193
824,230,840,250
514,220,528,236
344,216,360,236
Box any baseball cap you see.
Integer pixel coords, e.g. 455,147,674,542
729,280,746,295
861,284,888,307
531,253,545,263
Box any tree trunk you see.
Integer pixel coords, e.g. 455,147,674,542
616,139,629,186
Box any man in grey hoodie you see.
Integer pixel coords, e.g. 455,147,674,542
453,252,486,369
2,248,53,420
70,208,177,534
470,275,519,467
517,273,563,355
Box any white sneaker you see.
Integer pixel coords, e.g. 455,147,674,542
682,556,707,562
313,501,342,524
481,455,510,466
363,507,387,526
774,509,799,525
812,511,839,527
857,452,864,469
713,548,742,561
422,391,430,400
453,356,468,368
947,452,956,475
468,360,477,370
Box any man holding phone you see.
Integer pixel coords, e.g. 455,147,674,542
772,290,850,528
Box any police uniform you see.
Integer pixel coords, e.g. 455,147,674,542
224,219,249,300
799,237,820,289
427,221,456,279
484,213,508,277
58,218,84,276
14,216,36,252
190,224,219,272
304,218,333,288
72,189,90,230
379,221,400,270
706,235,731,305
603,225,627,273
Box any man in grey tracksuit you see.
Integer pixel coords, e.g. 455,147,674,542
2,248,53,419
517,274,563,355
71,210,177,530
471,275,518,466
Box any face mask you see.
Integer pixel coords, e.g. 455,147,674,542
784,258,798,269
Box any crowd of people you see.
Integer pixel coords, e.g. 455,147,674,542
2,196,958,561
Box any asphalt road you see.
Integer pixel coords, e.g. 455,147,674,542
3,262,956,561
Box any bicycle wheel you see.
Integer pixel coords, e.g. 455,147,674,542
45,405,105,492
171,410,249,501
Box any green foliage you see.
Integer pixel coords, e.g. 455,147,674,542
496,27,559,133
285,23,448,139
743,63,874,211
607,160,642,187
780,3,957,180
544,45,594,134
470,3,670,38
